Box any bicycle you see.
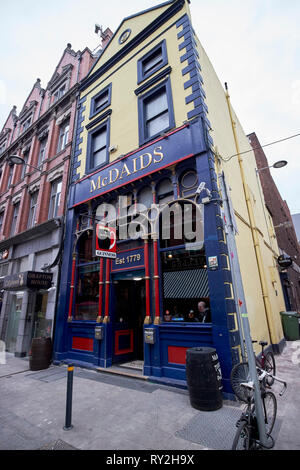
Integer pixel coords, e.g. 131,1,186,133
231,340,276,401
232,369,287,450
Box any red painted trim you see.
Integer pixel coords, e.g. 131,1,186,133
98,258,104,316
153,239,160,318
104,259,110,318
116,246,144,254
115,329,134,355
168,346,188,365
75,124,188,185
72,337,94,352
144,242,150,318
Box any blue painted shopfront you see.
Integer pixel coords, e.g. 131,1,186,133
53,119,240,398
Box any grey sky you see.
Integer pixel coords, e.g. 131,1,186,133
0,0,299,214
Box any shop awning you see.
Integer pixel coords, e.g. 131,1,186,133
163,269,209,299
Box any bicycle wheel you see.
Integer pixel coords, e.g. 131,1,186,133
264,352,276,386
232,421,250,450
263,391,277,436
230,362,251,402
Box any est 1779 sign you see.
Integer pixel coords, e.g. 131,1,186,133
95,224,117,259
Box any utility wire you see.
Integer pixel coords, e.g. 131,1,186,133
219,131,300,162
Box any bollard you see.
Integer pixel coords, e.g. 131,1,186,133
63,364,74,431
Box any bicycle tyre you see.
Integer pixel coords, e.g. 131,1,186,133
263,391,277,436
230,362,251,402
232,421,250,450
264,352,276,386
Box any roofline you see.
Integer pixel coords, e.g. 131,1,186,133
81,0,185,92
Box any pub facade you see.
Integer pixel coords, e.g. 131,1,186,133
53,0,285,396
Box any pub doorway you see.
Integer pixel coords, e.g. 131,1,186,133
112,275,146,365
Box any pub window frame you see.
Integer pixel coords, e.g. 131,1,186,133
86,119,110,174
137,40,168,84
90,83,112,119
137,77,175,146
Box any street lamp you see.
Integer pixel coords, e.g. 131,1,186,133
256,160,288,173
7,154,42,173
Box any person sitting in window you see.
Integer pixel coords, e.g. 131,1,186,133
197,301,211,323
172,305,184,321
164,310,172,322
187,310,199,322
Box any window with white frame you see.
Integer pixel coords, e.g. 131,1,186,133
48,178,62,219
37,138,47,166
27,191,39,229
53,84,66,103
10,202,20,236
7,165,14,189
57,121,69,153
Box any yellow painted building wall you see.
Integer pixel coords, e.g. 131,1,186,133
193,23,285,349
76,1,192,180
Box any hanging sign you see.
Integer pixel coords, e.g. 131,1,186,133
95,224,117,259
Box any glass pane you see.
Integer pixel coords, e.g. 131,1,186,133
75,266,99,321
143,49,163,74
145,90,167,121
93,148,106,168
147,111,169,137
93,129,106,151
94,92,108,111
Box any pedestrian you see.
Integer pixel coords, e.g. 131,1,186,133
197,301,211,323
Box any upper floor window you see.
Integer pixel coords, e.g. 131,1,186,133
0,211,4,234
57,120,69,153
0,141,6,155
21,151,29,179
27,191,39,229
48,178,62,219
53,84,66,103
90,84,112,119
138,78,175,145
86,121,110,173
137,40,168,84
7,165,14,189
11,202,20,237
22,116,32,133
37,138,47,167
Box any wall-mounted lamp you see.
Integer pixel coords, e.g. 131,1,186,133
7,155,42,173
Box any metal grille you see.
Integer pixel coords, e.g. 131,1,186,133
163,269,209,299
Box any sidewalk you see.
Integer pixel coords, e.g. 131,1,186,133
0,341,299,451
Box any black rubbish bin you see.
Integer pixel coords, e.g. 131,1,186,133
186,347,223,411
29,337,52,371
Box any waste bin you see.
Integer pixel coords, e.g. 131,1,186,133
186,347,223,411
280,311,300,341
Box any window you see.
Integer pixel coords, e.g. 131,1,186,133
137,40,168,84
37,138,47,166
53,84,66,103
48,178,62,219
7,165,14,189
138,78,175,145
11,203,20,236
27,191,39,228
21,151,29,179
57,121,69,153
86,121,109,173
90,84,112,118
0,211,4,233
22,116,32,133
0,142,6,155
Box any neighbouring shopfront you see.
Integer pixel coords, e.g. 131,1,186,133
53,122,241,396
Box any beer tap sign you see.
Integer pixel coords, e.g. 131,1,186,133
95,224,117,259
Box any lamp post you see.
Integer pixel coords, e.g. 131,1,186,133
7,154,42,173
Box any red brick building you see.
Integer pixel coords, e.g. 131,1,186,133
0,44,96,356
248,132,300,311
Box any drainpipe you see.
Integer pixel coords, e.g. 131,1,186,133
224,83,277,346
